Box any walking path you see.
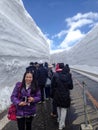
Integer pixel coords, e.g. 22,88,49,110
1,72,98,130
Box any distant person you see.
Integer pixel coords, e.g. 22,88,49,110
11,71,41,130
44,62,48,69
45,64,53,100
36,61,48,103
65,64,70,73
34,62,39,70
52,63,55,68
53,65,73,130
26,62,36,73
26,62,38,79
48,64,54,78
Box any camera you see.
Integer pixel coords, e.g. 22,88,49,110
22,96,30,106
22,96,28,102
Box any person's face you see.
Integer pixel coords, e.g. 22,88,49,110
25,73,33,85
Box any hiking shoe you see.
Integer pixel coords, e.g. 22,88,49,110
50,113,57,117
42,101,45,103
38,101,42,104
59,124,65,130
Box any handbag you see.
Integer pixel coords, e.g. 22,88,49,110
7,82,21,121
7,104,17,121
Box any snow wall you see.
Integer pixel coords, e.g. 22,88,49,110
50,25,98,75
0,0,49,111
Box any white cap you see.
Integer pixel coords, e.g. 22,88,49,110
48,64,53,68
39,60,43,64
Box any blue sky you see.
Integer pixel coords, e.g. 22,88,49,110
22,0,98,53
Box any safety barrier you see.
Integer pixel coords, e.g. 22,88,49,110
80,81,93,130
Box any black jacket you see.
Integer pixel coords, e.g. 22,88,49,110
51,69,73,108
36,64,48,86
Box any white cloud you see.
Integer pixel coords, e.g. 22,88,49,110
66,12,98,24
68,19,93,31
52,30,67,39
51,12,98,51
66,12,98,30
60,29,85,49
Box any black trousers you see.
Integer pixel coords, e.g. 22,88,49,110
39,85,45,101
52,100,57,115
17,116,33,130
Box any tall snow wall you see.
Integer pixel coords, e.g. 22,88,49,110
0,0,49,110
50,25,98,74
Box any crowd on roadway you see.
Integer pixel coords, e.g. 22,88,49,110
10,60,73,130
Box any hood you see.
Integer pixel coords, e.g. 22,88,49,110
59,73,67,83
62,66,69,74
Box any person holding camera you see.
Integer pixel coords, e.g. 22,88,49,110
11,71,41,130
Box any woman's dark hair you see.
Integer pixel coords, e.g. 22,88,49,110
62,65,69,74
21,71,38,94
58,63,64,69
65,64,70,72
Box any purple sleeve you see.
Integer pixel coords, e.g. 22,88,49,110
33,90,41,103
11,82,22,105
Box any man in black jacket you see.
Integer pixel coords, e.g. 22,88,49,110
36,63,48,103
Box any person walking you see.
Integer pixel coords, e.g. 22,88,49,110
11,71,41,130
50,63,64,117
54,65,73,130
45,64,53,100
36,62,48,103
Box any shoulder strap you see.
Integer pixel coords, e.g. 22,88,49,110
16,82,22,98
